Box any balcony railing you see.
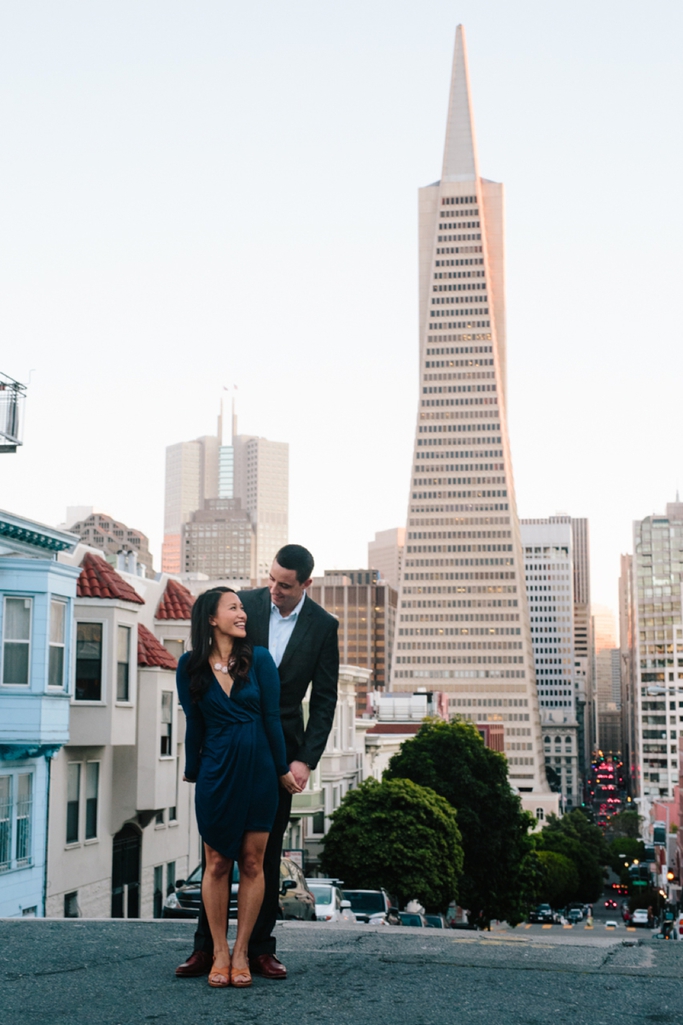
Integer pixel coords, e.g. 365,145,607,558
0,373,27,453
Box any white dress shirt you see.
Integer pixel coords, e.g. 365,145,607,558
269,592,306,667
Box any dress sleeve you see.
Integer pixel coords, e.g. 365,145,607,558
176,653,204,781
254,648,290,777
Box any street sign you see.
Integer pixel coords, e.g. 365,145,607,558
632,880,648,887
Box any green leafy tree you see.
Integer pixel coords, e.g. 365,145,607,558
320,777,464,911
535,809,610,902
384,719,536,927
608,836,646,877
536,850,579,908
606,808,642,841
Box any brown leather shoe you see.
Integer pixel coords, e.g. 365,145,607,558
249,954,287,979
176,950,213,977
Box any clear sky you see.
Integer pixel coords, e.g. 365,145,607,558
1,1,682,617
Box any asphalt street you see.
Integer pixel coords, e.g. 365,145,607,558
1,918,681,1025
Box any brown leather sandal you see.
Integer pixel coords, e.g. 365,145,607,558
208,957,231,988
230,964,252,988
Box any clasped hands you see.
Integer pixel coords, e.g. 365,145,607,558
279,760,310,795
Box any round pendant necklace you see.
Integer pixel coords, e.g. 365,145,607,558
213,661,230,675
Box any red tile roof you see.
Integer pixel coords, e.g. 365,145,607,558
77,552,145,604
137,623,178,670
156,578,195,620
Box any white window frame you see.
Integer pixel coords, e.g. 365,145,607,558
1,596,33,688
74,621,105,704
48,598,68,689
66,761,82,847
160,691,173,758
0,768,35,873
84,760,100,843
116,624,132,704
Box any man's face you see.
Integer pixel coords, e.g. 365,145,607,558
268,560,311,616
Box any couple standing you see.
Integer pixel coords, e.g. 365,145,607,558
175,544,339,987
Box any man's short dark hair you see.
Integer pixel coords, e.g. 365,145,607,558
275,544,314,584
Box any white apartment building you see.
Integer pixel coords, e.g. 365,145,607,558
288,665,371,872
520,518,579,809
390,26,554,816
45,548,200,918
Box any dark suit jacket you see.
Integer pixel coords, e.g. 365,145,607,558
238,587,339,770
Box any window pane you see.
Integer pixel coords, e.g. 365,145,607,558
162,639,184,660
4,598,31,641
3,643,29,685
161,692,172,724
117,662,129,702
117,626,130,663
0,777,11,871
16,774,32,863
49,646,64,689
50,601,65,644
76,623,102,701
66,763,80,844
85,763,99,840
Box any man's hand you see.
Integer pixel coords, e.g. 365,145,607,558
289,760,311,790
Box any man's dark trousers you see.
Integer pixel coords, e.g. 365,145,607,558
192,789,292,956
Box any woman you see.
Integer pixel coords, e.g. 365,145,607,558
176,587,301,988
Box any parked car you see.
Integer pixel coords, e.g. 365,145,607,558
306,881,357,923
630,908,651,928
162,857,316,921
399,911,427,927
163,862,238,919
425,914,448,929
605,919,618,929
342,888,395,924
279,858,316,921
567,909,582,925
529,904,553,924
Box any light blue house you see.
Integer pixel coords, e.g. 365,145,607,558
0,510,80,917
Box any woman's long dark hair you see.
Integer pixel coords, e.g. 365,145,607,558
186,587,252,702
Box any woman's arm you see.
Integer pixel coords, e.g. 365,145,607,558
176,654,204,781
254,648,290,777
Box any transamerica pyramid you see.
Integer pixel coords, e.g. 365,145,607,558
390,25,556,813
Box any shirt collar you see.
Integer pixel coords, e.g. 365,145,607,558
271,591,307,621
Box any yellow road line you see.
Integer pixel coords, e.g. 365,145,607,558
542,924,552,929
563,924,573,929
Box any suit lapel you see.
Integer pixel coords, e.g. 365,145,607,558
277,595,314,676
247,588,271,649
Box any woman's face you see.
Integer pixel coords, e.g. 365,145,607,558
208,592,247,639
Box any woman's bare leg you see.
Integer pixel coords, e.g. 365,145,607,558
202,842,233,979
232,831,269,972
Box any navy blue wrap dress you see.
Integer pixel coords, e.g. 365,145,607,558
176,646,289,860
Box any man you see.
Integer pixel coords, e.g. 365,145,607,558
176,544,339,979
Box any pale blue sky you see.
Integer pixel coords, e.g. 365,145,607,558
1,1,682,613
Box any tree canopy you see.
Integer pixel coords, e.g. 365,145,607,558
536,850,580,908
534,809,610,903
320,776,464,911
384,719,536,926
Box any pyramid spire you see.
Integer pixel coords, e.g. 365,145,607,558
441,25,479,183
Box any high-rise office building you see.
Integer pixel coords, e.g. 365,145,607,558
310,571,398,714
593,605,622,757
181,498,254,581
629,502,683,801
390,26,552,810
619,553,637,791
162,404,288,579
233,434,288,579
162,435,219,573
368,528,405,592
520,517,579,809
571,518,594,776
